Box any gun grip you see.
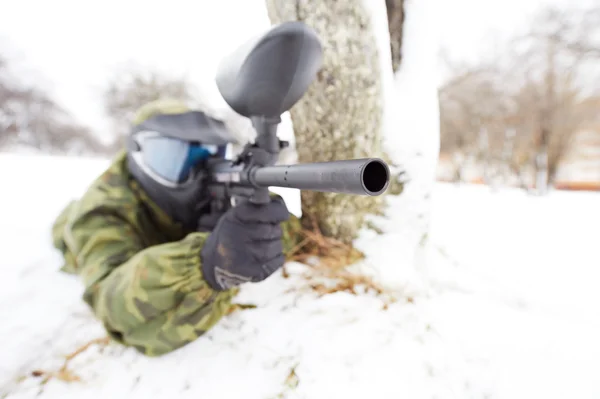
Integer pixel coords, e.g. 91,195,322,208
249,187,271,205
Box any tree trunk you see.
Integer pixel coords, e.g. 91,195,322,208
386,0,405,73
264,0,385,243
535,141,549,194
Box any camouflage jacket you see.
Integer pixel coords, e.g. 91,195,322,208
51,151,300,356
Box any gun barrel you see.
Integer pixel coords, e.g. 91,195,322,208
250,158,390,196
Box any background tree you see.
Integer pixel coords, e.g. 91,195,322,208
507,5,599,192
102,68,194,150
438,4,600,191
537,5,600,60
1,53,105,155
438,64,511,182
386,0,405,72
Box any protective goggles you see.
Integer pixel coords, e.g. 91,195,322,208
132,131,227,187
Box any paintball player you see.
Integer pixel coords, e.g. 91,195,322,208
51,99,301,356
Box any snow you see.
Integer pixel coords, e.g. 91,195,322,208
359,0,442,288
1,0,598,396
1,153,599,399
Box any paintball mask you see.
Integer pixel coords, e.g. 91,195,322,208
131,131,227,187
126,99,234,227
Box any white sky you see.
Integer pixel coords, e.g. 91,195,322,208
436,0,596,61
0,0,595,136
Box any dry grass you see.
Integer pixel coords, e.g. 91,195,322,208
286,216,365,268
226,303,258,315
285,216,395,306
31,337,110,384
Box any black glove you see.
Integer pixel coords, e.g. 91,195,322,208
200,196,290,290
197,209,226,232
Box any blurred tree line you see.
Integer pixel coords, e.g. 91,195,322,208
3,3,597,196
102,68,195,151
0,55,106,155
439,5,600,192
0,54,193,156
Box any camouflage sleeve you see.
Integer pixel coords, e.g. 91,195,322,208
51,154,303,356
60,204,236,356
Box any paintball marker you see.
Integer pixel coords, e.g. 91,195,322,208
206,21,390,210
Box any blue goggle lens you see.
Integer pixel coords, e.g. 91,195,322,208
140,135,222,183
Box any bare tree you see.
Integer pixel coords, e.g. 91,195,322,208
1,53,105,155
0,54,23,146
386,0,405,73
509,5,599,192
533,6,600,60
102,68,194,141
438,4,600,191
438,63,512,182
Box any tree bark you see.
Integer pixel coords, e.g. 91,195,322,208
386,0,405,73
265,0,385,243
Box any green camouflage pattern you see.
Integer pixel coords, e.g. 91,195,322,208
51,151,300,356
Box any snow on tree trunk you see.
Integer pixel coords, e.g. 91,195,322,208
264,0,386,244
373,0,441,287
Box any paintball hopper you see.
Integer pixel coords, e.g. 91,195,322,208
208,21,390,211
215,22,323,119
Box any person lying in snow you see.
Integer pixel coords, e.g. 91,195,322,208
51,99,301,356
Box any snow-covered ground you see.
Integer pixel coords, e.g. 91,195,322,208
1,153,599,399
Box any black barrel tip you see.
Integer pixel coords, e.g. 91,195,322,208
361,159,390,196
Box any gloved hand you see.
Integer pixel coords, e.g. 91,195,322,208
200,196,290,290
197,209,226,232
